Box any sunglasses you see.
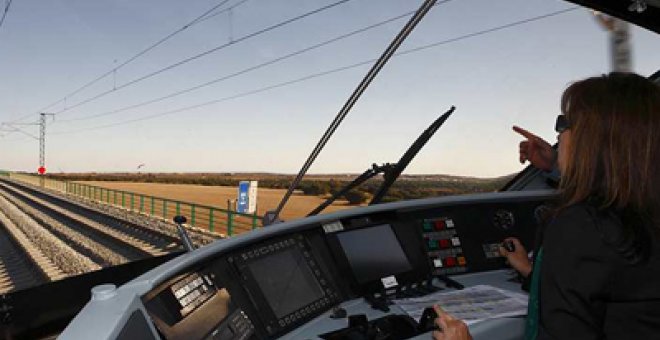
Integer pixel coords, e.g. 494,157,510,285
555,115,570,133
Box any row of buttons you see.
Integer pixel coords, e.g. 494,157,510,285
241,239,298,260
423,218,455,232
173,276,205,299
432,255,467,268
178,285,207,307
171,273,203,295
277,297,331,327
230,311,254,336
426,236,461,250
179,286,214,316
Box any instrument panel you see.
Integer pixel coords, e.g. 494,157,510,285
142,194,549,339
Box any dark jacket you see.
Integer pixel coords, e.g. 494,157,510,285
537,204,660,339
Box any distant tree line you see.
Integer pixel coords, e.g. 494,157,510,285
45,173,514,205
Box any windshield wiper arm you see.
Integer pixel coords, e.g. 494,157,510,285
370,106,455,205
265,0,440,226
307,163,396,216
307,106,454,215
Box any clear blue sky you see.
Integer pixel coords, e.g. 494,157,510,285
0,0,658,177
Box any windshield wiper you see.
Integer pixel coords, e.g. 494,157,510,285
264,0,440,226
370,106,454,205
307,163,395,217
307,106,454,216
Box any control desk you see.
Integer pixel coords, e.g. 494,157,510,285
60,190,555,340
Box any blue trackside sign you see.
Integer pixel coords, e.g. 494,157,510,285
237,181,250,213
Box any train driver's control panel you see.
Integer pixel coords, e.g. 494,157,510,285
63,191,555,340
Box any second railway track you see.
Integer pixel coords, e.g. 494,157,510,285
0,177,222,294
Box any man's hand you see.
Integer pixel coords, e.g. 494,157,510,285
432,305,472,340
499,237,532,278
513,126,555,171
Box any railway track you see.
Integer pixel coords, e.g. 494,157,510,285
0,212,60,294
1,178,218,245
0,178,221,295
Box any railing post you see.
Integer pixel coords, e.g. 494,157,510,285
209,208,214,232
227,210,234,236
121,192,125,208
114,190,117,205
191,204,196,226
176,202,181,216
163,200,167,219
130,192,134,211
150,197,155,216
252,211,258,230
139,195,144,213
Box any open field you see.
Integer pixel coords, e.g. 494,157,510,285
79,181,353,221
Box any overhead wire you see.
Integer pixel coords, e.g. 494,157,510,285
0,0,13,30
3,0,246,125
44,6,579,137
58,6,427,123
48,0,352,117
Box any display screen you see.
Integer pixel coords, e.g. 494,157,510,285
336,224,413,284
248,247,324,318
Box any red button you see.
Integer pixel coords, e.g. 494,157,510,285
444,257,457,267
434,220,445,230
439,239,451,248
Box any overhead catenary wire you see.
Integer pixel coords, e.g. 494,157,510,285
0,0,13,31
3,0,247,125
48,0,353,117
58,5,432,123
42,6,579,137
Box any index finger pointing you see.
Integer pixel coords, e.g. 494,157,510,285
512,125,539,141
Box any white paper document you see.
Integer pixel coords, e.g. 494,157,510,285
393,285,528,325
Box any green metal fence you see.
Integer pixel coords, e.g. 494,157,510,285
7,173,261,236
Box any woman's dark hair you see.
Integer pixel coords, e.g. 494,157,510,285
559,72,660,261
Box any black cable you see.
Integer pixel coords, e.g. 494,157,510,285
59,8,418,123
45,6,579,137
0,0,13,30
3,0,245,125
50,0,352,116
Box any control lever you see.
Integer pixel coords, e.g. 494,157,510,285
365,294,391,313
173,215,195,252
418,307,440,333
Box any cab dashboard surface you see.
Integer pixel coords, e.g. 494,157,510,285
60,190,554,340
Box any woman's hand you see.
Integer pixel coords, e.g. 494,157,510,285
499,237,532,277
513,125,555,171
432,305,472,340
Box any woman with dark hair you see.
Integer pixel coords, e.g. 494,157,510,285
433,73,660,340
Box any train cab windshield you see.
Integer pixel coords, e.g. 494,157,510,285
0,0,659,339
